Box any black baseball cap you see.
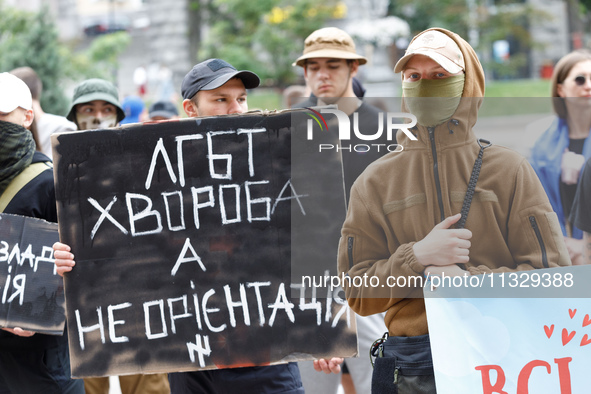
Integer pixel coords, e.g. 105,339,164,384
181,59,260,100
149,100,179,119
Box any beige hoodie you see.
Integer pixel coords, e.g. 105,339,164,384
337,28,570,336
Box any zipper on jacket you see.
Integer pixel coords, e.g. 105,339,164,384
529,216,549,268
429,127,445,222
347,236,354,269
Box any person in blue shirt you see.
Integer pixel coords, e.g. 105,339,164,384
530,49,591,265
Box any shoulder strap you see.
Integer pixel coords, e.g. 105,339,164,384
456,139,492,229
0,161,53,213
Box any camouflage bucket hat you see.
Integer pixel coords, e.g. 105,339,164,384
66,78,125,123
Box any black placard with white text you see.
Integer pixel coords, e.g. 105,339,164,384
0,213,64,334
52,111,356,377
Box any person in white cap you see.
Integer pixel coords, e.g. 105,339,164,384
292,27,388,394
0,72,35,128
336,28,569,392
0,72,85,393
9,66,77,158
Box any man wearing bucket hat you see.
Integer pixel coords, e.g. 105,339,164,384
55,59,306,394
293,27,367,103
293,27,392,202
337,28,569,392
65,78,171,394
293,27,388,394
0,72,85,393
66,78,125,131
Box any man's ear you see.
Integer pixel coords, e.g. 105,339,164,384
349,60,359,78
23,109,34,129
182,98,199,118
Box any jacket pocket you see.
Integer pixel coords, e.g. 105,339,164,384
529,216,548,268
371,356,436,393
347,236,354,270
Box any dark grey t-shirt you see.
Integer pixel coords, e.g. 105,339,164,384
570,157,591,232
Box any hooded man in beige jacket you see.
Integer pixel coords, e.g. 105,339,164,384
337,27,570,392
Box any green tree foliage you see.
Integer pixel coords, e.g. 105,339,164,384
195,0,346,86
0,5,71,114
387,0,549,79
0,2,130,115
477,4,549,79
70,32,132,83
388,0,468,38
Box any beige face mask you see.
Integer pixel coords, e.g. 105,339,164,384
403,74,465,127
76,113,118,131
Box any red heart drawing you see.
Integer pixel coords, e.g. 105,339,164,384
562,328,576,345
569,309,577,319
544,325,554,338
581,334,591,347
583,314,591,328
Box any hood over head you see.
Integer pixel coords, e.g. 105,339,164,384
396,27,485,146
397,27,484,98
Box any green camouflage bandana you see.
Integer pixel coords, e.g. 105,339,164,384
0,120,35,196
403,74,465,127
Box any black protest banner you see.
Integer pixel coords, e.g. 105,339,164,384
52,110,356,377
0,213,64,334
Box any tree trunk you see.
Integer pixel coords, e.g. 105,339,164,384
187,0,202,63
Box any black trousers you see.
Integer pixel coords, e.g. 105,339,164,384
0,345,85,394
169,362,304,394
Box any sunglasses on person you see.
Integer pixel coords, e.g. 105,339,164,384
574,75,590,86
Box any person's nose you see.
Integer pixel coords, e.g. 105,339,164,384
317,67,330,80
227,100,244,114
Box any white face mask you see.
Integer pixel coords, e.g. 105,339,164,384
76,113,118,130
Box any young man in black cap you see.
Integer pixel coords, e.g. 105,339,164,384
180,58,260,118
55,59,305,394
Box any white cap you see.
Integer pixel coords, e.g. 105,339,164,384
394,30,465,74
0,72,33,113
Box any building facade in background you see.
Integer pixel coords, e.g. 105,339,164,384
6,0,587,98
